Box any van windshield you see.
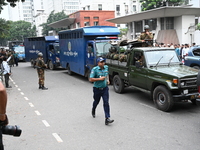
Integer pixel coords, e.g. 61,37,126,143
14,46,25,54
95,42,112,57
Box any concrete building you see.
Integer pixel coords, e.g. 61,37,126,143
107,6,200,45
46,0,80,15
80,0,140,28
48,10,115,30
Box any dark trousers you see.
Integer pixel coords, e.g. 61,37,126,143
92,87,110,118
4,74,9,88
14,58,18,66
0,129,4,150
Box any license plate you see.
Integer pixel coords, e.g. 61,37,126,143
183,89,188,94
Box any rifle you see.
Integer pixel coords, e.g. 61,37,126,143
33,65,48,71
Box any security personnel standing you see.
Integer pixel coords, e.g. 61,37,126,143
138,25,154,47
89,57,114,125
35,52,48,90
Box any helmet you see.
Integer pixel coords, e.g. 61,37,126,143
38,52,43,57
144,25,149,30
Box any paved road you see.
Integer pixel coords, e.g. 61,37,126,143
2,62,200,150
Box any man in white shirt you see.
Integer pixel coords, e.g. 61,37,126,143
2,57,11,88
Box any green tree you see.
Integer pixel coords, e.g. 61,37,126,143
8,20,36,41
140,0,186,11
40,10,68,36
0,18,11,46
119,28,128,38
197,23,200,30
0,0,25,13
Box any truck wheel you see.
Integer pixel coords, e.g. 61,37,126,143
113,75,124,93
67,65,73,75
192,65,200,70
48,61,55,70
153,85,174,112
191,99,197,105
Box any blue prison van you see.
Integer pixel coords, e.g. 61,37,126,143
58,26,120,79
24,36,60,70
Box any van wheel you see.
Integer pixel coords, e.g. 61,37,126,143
153,85,174,112
48,61,55,70
113,75,124,93
86,70,91,82
31,59,34,67
67,65,73,75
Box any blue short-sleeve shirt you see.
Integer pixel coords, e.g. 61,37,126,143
90,65,109,88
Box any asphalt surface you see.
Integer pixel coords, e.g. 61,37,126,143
2,62,200,150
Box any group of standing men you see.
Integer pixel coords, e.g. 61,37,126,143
0,49,12,88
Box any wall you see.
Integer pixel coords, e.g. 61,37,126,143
69,10,115,28
181,15,196,45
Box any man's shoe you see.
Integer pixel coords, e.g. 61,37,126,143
39,85,42,89
92,109,95,118
42,86,48,90
105,118,114,125
6,86,12,88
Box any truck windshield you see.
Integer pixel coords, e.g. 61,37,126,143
14,46,25,54
95,42,112,57
146,50,180,66
54,43,60,54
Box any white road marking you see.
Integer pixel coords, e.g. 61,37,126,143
24,97,29,101
52,133,63,143
29,103,34,107
15,85,18,87
139,103,155,110
20,92,24,95
13,82,15,84
18,88,21,91
35,110,41,116
42,120,50,127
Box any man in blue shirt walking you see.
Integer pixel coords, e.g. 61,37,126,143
89,57,114,125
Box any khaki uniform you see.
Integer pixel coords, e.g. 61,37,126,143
138,32,153,47
36,57,46,85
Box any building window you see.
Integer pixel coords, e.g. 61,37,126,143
116,5,120,11
98,4,102,10
144,19,157,30
87,5,90,10
117,24,120,27
93,17,99,20
84,22,90,26
94,22,99,26
125,5,128,14
166,17,174,29
84,17,90,20
134,21,143,33
133,5,136,12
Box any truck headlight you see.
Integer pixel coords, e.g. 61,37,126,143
180,82,185,86
173,79,178,85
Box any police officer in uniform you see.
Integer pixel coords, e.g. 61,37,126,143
89,57,114,125
35,52,48,90
138,25,154,47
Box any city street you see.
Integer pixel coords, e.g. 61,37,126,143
2,62,200,150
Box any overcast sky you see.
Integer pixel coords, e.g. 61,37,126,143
1,5,9,20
